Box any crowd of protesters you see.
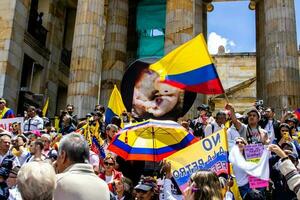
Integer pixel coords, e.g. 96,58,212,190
0,97,299,200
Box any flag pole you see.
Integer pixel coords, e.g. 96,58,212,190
224,92,230,104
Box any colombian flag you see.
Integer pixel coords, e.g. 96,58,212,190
150,34,224,94
105,85,126,125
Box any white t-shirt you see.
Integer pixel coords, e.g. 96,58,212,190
227,125,240,151
205,121,224,137
264,120,275,143
105,175,114,183
232,164,249,187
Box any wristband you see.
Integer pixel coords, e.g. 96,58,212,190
281,156,289,162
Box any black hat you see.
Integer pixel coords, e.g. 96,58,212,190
197,104,209,111
286,118,298,125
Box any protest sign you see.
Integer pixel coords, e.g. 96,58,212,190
0,117,24,132
165,129,228,192
244,143,268,189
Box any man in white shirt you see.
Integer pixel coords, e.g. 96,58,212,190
23,106,44,132
205,111,226,137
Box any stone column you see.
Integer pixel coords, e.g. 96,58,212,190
0,0,29,111
100,0,128,106
67,0,106,118
255,0,265,100
165,0,207,118
262,0,300,111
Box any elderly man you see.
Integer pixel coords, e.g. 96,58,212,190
18,162,56,200
0,98,15,119
23,106,44,131
0,133,18,167
54,133,109,200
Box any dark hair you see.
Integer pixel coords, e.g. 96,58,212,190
266,107,275,112
111,116,121,128
216,111,226,118
59,133,89,163
66,104,74,109
95,104,105,113
27,106,36,112
34,139,44,150
278,123,292,141
244,190,264,200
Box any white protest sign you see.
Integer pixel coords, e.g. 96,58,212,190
0,117,24,132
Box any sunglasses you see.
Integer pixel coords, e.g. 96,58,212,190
104,162,114,166
236,141,245,145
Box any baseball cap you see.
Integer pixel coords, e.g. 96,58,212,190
246,108,261,120
134,177,156,192
197,104,209,111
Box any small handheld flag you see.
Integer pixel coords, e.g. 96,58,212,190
105,85,127,125
150,34,224,94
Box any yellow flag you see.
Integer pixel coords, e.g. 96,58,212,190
42,98,49,117
105,85,126,127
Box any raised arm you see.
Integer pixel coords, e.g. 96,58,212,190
225,104,241,131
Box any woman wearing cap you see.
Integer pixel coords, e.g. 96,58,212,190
134,176,158,200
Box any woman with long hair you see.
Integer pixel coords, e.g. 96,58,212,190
184,170,223,200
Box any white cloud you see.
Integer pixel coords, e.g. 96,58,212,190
207,32,236,54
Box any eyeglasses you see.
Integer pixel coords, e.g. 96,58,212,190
236,141,245,145
104,162,114,166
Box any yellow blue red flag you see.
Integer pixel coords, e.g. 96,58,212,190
150,34,224,94
165,128,228,192
105,85,127,125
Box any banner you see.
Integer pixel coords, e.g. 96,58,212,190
0,117,24,132
244,144,269,188
229,144,270,181
165,129,228,192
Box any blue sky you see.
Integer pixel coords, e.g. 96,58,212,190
207,1,300,53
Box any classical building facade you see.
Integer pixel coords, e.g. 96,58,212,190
0,0,299,118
